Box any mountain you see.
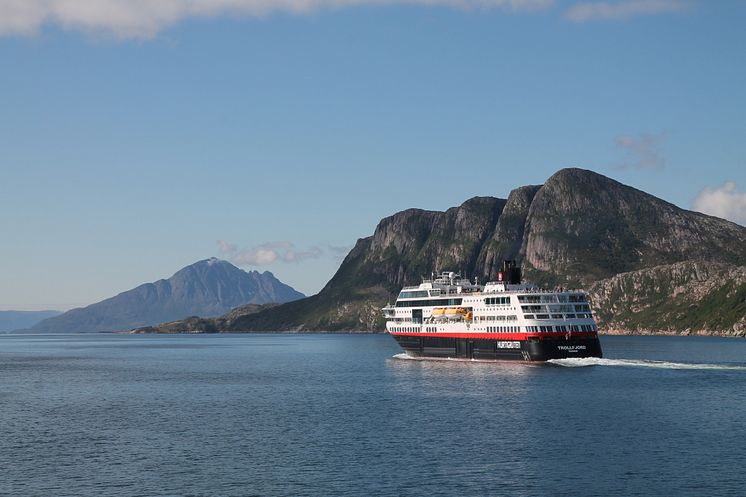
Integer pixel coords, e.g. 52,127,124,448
0,310,62,333
198,168,746,335
25,258,304,333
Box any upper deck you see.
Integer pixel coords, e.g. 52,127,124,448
395,271,586,302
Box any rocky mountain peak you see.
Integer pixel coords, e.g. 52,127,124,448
26,259,304,333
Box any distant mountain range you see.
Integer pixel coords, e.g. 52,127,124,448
0,310,62,333
145,168,746,335
23,258,304,333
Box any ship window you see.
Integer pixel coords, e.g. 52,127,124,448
395,298,463,308
524,314,534,319
522,305,543,313
536,314,549,320
399,291,429,299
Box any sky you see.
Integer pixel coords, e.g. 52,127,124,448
1,0,745,310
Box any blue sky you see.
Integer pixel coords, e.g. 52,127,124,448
1,0,745,310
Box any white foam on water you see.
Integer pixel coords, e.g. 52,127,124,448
390,353,537,365
392,353,417,360
548,357,746,371
391,353,472,362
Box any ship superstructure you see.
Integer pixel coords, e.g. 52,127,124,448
383,261,603,361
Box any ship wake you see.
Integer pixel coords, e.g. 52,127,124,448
390,353,522,364
548,357,746,371
391,353,478,362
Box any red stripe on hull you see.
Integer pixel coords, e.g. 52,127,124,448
388,331,598,340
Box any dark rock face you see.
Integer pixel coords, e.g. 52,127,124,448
27,259,304,333
476,185,541,279
521,169,746,284
335,196,506,293
223,168,746,334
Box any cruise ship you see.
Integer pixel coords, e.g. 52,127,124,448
383,261,603,361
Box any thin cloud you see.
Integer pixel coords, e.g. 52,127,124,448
692,182,746,226
612,132,667,171
328,244,353,261
216,239,237,254
217,240,324,266
0,0,554,38
564,0,688,22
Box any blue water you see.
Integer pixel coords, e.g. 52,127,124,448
2,334,746,496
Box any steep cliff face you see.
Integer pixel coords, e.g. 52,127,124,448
336,196,506,292
476,184,541,280
148,168,746,334
522,169,746,285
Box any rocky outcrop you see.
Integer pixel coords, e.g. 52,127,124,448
131,304,276,334
588,262,746,336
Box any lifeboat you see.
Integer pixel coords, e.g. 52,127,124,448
431,308,445,316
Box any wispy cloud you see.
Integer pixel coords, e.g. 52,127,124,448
0,0,554,38
217,239,324,266
692,182,746,226
564,0,688,23
612,132,667,171
328,244,353,261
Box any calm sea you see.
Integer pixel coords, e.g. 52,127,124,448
2,333,746,497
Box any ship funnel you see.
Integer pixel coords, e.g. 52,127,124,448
502,260,522,285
